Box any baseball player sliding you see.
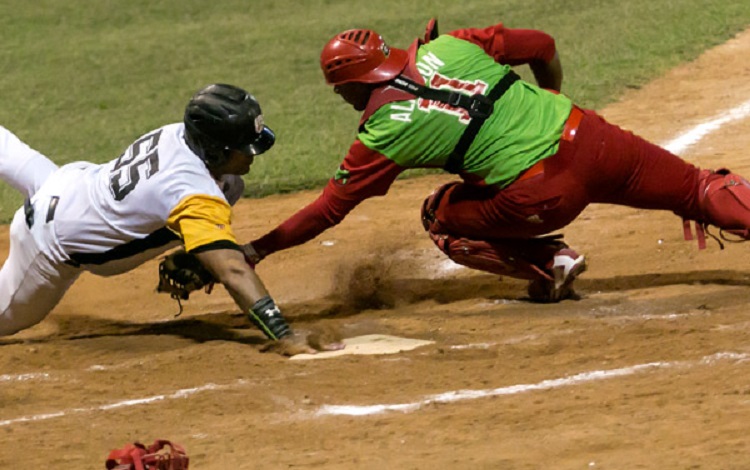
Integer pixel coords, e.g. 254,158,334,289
245,19,750,300
0,83,342,356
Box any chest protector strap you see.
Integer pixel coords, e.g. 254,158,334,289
359,33,519,174
389,71,519,174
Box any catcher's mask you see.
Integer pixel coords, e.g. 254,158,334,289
320,29,408,86
184,83,276,169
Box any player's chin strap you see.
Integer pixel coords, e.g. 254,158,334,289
388,70,520,174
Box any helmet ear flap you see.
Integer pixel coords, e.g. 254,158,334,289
183,119,229,169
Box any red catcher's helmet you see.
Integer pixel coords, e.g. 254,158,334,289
320,29,409,85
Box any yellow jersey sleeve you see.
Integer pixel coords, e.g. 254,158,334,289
167,194,238,252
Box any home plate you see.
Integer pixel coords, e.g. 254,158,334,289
290,334,434,361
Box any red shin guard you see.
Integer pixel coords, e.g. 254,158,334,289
687,169,750,248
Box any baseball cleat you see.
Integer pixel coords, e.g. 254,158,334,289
527,248,587,303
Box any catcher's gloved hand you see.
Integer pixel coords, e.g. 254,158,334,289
156,250,216,301
105,439,189,470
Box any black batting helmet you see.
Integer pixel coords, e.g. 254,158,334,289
183,83,275,168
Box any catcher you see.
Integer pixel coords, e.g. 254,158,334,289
245,19,750,301
0,83,342,356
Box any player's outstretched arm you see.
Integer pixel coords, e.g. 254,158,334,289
195,248,343,355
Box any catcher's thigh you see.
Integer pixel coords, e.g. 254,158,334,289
0,209,80,336
0,125,58,198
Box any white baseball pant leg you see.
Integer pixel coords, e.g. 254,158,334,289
0,125,58,197
0,210,81,336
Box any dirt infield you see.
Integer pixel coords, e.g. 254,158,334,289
3,29,750,470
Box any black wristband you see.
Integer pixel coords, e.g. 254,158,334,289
249,295,291,340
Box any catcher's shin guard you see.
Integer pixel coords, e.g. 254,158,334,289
421,183,586,301
424,230,553,281
424,228,587,300
685,168,750,248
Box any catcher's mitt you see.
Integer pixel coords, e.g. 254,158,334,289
105,439,189,470
156,250,215,302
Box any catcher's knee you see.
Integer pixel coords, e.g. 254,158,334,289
697,168,750,231
424,230,564,281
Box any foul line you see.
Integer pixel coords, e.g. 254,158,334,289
0,381,246,427
315,352,747,417
0,353,746,427
0,372,50,383
661,98,750,155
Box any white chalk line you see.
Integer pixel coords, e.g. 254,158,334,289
316,352,748,417
0,361,171,386
449,342,496,350
0,372,50,383
0,380,247,427
0,362,137,385
661,98,750,155
2,352,745,427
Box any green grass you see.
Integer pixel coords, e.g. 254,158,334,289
0,0,749,221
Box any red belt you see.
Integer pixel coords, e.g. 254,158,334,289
516,160,545,182
516,107,584,182
561,106,584,142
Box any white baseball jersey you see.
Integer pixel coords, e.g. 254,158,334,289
37,123,243,275
0,123,245,335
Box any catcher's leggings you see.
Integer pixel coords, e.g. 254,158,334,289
0,126,81,336
428,107,750,271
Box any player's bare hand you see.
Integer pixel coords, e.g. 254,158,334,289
262,330,345,357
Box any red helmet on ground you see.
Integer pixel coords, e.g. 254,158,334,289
320,29,409,85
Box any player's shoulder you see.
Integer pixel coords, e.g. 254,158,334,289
140,123,219,194
152,123,203,171
151,122,187,154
